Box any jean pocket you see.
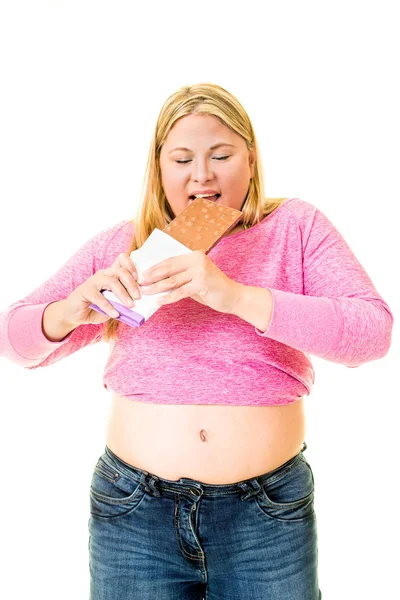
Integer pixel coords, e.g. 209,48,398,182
255,454,315,523
89,453,145,519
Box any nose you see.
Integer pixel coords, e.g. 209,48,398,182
191,157,214,184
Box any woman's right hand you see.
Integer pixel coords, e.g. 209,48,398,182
63,253,141,326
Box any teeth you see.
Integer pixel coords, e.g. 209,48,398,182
194,193,218,198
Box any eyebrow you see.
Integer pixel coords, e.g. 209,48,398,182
168,143,235,154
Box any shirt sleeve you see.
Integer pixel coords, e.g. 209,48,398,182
0,221,128,369
255,203,394,367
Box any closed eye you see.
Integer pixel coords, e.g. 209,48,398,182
175,156,230,164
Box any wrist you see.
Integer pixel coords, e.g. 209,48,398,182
42,300,76,342
230,284,273,332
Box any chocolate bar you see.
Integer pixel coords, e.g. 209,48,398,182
163,197,243,253
89,198,243,327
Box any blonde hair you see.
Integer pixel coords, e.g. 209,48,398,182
102,83,287,343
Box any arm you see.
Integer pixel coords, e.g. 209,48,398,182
42,299,77,342
231,286,273,333
230,203,394,367
0,220,132,369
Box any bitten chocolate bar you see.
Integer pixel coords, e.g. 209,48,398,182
162,197,243,253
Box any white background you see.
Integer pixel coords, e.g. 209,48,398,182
0,1,399,598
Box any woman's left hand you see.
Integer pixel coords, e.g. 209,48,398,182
137,251,242,314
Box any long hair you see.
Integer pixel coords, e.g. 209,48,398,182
102,83,287,342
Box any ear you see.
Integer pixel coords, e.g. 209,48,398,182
249,148,256,178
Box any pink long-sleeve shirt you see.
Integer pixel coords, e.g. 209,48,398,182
0,198,394,406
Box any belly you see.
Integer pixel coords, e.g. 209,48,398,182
105,393,306,484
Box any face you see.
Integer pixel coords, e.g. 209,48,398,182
159,114,255,220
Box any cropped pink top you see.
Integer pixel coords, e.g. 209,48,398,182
0,198,394,406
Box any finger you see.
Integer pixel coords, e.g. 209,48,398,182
118,253,138,280
115,266,142,300
112,277,139,307
104,266,140,301
140,273,181,295
156,293,169,306
101,274,137,307
91,286,120,318
156,282,190,305
140,258,176,283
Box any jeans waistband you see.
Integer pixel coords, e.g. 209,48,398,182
103,441,308,499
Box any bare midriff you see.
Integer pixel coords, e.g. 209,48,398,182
105,393,307,484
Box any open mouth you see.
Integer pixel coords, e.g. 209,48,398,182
189,194,221,202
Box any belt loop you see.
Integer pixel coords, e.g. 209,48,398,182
238,479,262,501
143,473,162,497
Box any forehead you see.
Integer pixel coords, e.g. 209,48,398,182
163,114,239,147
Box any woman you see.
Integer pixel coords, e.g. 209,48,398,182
0,83,393,599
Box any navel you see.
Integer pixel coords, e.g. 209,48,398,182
199,429,208,442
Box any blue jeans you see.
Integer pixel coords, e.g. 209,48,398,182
88,441,321,599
